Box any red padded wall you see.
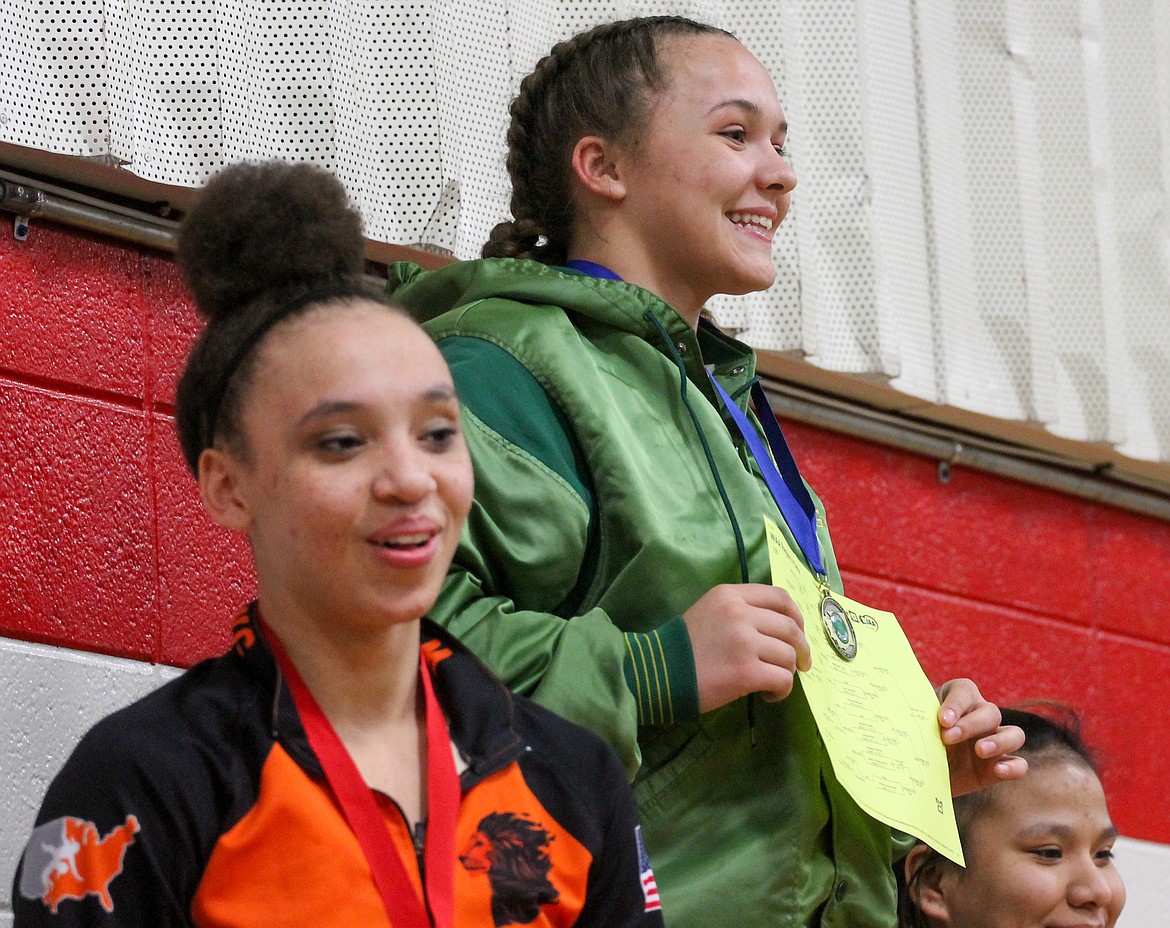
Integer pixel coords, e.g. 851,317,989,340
1,221,1166,844
0,222,250,665
788,422,1170,844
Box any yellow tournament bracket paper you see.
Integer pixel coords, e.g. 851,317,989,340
764,517,965,866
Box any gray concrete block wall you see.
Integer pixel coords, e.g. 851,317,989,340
1114,837,1170,927
1,638,180,924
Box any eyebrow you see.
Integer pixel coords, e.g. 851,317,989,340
422,385,458,403
295,385,458,427
708,99,788,133
1016,822,1119,842
297,400,360,427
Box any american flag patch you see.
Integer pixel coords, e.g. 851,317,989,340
635,825,661,912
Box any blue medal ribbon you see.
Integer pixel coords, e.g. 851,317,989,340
563,258,623,280
708,377,825,577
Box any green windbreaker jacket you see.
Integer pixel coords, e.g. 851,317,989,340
389,257,898,928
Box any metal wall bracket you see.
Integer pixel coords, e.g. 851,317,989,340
3,179,43,241
0,175,178,252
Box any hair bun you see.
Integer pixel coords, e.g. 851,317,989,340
177,161,366,322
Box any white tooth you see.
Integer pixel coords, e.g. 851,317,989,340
731,213,773,231
384,533,429,546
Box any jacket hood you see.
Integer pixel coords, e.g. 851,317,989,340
387,257,693,344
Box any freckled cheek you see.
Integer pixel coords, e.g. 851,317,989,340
282,513,332,548
685,163,722,192
289,481,363,540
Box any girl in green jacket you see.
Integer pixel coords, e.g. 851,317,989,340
393,15,1027,928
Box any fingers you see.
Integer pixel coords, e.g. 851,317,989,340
938,678,1031,795
989,753,1029,782
973,721,1026,761
753,604,812,673
947,732,1029,796
731,583,811,673
754,669,798,703
719,592,810,700
735,583,807,631
796,634,812,673
753,632,802,702
937,678,1002,744
755,622,807,671
685,583,812,712
970,722,1028,783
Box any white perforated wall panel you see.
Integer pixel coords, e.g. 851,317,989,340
1083,0,1170,462
919,2,1035,420
768,1,881,370
2,1,1170,463
855,0,933,394
1020,0,1105,443
2,0,108,155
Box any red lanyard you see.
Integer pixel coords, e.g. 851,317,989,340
263,623,460,928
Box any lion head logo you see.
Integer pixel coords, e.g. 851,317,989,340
459,812,559,926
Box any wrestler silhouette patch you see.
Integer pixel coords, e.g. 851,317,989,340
459,812,559,926
19,815,140,913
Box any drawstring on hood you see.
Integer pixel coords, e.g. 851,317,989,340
643,311,760,744
643,311,750,585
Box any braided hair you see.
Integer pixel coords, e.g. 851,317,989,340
174,161,385,474
897,704,1102,928
482,15,733,265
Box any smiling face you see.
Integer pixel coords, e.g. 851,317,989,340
607,33,796,322
200,299,473,637
930,758,1125,928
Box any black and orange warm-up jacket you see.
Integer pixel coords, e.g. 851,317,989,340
13,607,664,928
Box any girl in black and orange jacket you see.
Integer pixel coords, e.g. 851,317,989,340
13,160,663,928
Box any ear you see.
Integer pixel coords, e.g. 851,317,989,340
903,844,955,926
197,447,254,533
570,135,627,202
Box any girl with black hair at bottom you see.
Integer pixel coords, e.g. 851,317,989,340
389,15,1027,928
900,706,1126,928
12,161,665,928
